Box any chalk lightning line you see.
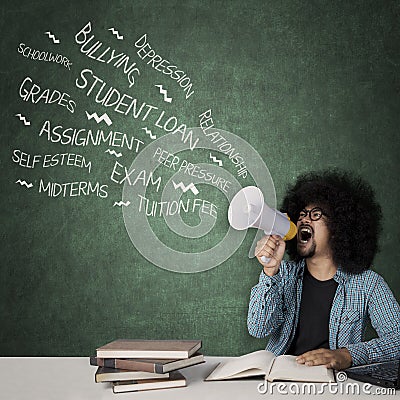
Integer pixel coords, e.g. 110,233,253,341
85,111,113,126
113,201,131,207
155,84,172,103
210,153,223,167
142,127,156,140
44,31,60,44
105,149,122,158
15,179,33,188
172,181,199,196
15,113,31,126
108,27,124,40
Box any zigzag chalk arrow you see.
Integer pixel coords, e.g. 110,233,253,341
105,149,122,158
108,27,124,40
142,127,157,140
155,84,172,103
15,179,33,188
85,111,112,126
15,113,31,126
172,181,199,195
45,31,60,44
113,201,131,207
210,153,223,167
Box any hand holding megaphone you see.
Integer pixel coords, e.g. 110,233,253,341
254,234,286,274
228,186,297,265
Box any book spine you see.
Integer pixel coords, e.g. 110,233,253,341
115,359,158,373
90,357,159,372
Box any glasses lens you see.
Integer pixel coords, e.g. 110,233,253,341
299,210,307,219
311,208,322,220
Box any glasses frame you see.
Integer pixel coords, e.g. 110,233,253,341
298,207,329,222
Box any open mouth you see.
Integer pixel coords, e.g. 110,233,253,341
299,226,313,244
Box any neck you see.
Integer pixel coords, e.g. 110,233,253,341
306,255,337,281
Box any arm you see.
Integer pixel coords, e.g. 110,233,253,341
247,270,285,337
346,274,400,366
297,273,400,369
247,235,287,338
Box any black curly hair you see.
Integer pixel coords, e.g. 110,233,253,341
281,169,382,274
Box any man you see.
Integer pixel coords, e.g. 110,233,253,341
247,169,400,370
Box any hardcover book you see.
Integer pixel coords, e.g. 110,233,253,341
95,366,169,383
90,352,204,373
112,371,186,393
96,339,201,359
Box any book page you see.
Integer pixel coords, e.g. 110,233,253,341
205,350,276,380
268,355,334,382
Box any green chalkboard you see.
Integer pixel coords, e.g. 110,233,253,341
1,0,399,356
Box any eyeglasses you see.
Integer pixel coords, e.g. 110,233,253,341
298,207,329,221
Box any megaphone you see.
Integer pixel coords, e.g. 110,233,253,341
228,186,297,263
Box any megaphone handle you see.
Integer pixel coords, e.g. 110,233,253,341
260,230,280,264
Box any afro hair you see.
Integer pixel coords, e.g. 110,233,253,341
281,169,382,274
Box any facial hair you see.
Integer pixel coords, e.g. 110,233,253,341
297,239,316,258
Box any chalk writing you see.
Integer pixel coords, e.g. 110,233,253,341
75,68,199,149
18,43,72,69
39,179,108,198
110,161,162,192
19,76,76,113
135,34,194,100
12,149,92,173
199,109,248,178
75,22,139,88
137,195,217,219
38,121,143,153
153,146,231,193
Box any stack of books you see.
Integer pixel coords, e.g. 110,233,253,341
90,339,204,394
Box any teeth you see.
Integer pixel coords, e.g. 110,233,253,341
300,226,312,234
299,226,313,243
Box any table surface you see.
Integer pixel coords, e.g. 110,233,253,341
0,357,398,400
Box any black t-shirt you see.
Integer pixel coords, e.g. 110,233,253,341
287,266,338,356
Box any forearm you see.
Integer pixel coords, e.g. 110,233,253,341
247,270,285,338
346,330,400,366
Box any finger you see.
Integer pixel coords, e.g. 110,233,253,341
304,356,330,366
297,349,329,359
255,238,277,256
296,350,330,363
256,248,275,259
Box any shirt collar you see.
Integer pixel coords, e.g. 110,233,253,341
297,259,348,284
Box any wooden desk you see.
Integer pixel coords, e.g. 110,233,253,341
0,357,397,399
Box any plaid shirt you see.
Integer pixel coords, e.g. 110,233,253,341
247,259,400,366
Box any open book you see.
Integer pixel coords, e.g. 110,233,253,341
205,350,334,382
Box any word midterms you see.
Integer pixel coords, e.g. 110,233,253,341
153,147,231,193
12,149,92,173
39,180,108,198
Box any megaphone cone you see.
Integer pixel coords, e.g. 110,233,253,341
228,186,297,262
